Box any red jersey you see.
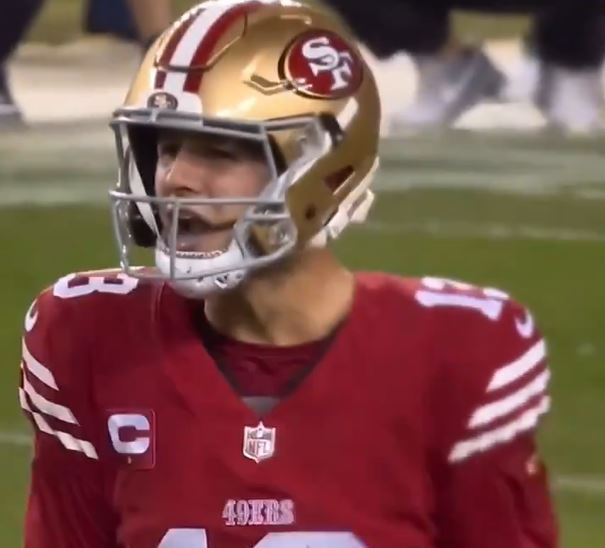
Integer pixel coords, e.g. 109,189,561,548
19,271,557,548
196,312,332,399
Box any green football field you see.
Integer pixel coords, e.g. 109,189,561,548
3,1,603,545
0,123,604,545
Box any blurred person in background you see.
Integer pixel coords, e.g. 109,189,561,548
86,0,173,50
1,0,173,128
0,1,45,126
126,0,173,50
325,0,605,133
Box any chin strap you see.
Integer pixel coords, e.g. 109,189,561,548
154,238,248,297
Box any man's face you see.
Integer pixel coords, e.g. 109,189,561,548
155,130,271,255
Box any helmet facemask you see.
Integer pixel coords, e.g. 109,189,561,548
109,109,338,298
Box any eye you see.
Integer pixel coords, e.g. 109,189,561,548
158,140,181,159
206,146,237,161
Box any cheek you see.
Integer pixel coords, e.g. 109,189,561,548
239,165,271,197
154,162,168,196
214,166,268,198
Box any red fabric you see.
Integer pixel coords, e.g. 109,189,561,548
436,435,558,548
20,272,558,548
154,9,197,88
25,456,119,548
196,312,330,397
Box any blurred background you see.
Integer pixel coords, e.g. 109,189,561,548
0,0,604,546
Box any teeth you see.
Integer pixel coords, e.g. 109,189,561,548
158,206,231,258
198,250,225,258
158,241,225,259
171,248,224,259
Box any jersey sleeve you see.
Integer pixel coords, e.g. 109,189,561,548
446,298,550,465
19,285,120,548
431,294,558,548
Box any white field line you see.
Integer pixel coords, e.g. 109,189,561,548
0,431,31,447
0,187,601,242
0,185,105,208
2,180,604,208
555,475,605,496
357,221,605,243
0,429,603,496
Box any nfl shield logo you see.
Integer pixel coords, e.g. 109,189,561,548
243,422,276,463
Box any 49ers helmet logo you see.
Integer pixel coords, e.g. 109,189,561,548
280,30,363,99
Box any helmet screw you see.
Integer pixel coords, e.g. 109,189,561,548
305,206,316,220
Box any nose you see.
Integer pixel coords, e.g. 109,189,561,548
157,148,213,198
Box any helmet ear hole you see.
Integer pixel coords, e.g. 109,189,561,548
268,136,287,175
128,202,157,248
127,125,159,195
120,137,161,248
318,113,345,146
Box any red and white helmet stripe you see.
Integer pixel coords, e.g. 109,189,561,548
154,1,261,94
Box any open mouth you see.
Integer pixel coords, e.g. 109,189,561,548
159,208,235,257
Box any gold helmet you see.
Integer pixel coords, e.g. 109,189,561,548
110,0,380,297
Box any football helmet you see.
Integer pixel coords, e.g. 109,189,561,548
110,0,380,297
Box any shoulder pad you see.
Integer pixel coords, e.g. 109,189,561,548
412,277,550,463
18,270,146,461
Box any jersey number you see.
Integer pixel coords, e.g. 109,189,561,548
159,530,364,547
53,272,139,299
414,277,509,321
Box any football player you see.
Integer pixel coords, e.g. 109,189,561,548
20,1,558,546
126,0,173,50
0,0,44,126
325,0,605,132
